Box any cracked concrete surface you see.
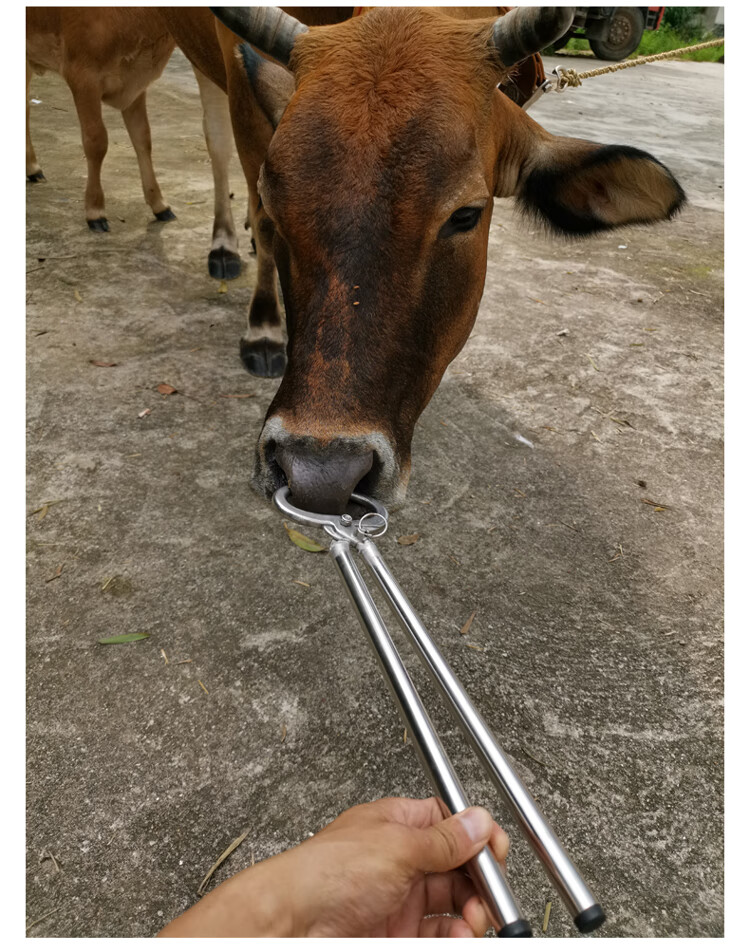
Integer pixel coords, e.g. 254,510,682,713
26,51,723,937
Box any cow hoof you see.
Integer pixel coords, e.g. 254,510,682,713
208,247,242,280
87,217,109,232
240,338,286,378
154,207,176,222
27,170,46,183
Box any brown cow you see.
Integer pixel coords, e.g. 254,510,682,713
182,7,685,514
160,6,545,367
26,7,177,231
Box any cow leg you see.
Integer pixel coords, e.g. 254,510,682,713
245,196,256,255
68,76,109,231
26,60,45,182
223,71,285,377
239,188,286,377
121,90,175,222
193,67,241,280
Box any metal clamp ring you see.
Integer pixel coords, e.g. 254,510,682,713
358,511,388,538
273,486,388,531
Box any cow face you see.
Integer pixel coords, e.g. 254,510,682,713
215,7,684,514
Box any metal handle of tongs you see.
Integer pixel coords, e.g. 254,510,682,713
274,487,605,936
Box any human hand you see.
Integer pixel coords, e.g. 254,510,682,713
280,796,510,937
159,796,509,938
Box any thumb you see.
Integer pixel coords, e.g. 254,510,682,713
409,806,494,873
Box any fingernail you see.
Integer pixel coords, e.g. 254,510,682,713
459,807,491,844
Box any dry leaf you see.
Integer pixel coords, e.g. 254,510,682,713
522,746,547,767
292,579,311,588
138,408,151,419
219,393,256,399
26,908,61,933
28,499,63,519
197,829,250,897
74,289,82,303
89,360,117,368
281,724,287,743
586,353,600,372
198,680,209,695
156,383,178,395
459,611,476,636
284,522,327,553
45,564,64,583
397,533,420,546
542,901,552,934
642,498,671,510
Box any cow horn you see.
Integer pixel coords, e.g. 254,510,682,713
491,7,575,66
209,7,308,66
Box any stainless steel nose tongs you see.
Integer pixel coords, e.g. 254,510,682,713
274,487,605,937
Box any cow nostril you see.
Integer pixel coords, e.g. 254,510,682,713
262,439,289,490
275,443,374,515
355,452,383,498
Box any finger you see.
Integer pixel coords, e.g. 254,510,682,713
424,870,476,917
489,823,510,863
384,876,427,938
424,873,494,937
462,893,496,938
419,915,475,938
409,807,494,873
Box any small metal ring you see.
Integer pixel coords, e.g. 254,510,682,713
358,511,388,538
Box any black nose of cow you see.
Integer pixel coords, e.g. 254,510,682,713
275,443,374,514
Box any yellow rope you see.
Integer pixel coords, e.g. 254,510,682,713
556,38,725,89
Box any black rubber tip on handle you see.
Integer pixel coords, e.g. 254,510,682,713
499,919,533,937
575,904,606,934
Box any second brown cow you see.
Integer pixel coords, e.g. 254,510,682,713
26,7,177,231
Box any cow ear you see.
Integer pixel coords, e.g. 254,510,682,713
235,42,295,129
515,137,686,235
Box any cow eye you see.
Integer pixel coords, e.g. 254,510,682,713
440,205,484,238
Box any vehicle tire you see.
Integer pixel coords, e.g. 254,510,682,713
589,7,645,61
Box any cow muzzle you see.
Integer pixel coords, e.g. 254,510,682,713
275,443,373,514
255,417,406,514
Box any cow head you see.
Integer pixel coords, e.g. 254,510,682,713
212,6,685,514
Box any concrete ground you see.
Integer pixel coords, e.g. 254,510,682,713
26,50,723,937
